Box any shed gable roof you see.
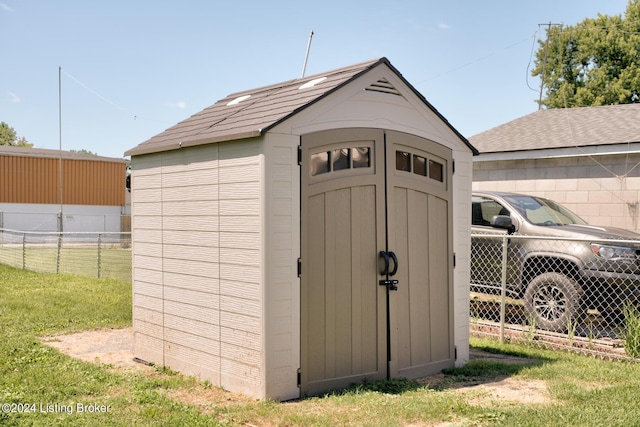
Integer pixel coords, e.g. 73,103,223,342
469,103,640,154
125,57,475,156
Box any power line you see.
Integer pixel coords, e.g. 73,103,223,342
60,69,173,125
61,69,135,118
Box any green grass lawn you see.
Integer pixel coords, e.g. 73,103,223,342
2,263,640,426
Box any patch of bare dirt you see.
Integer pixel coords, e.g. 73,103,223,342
417,348,551,406
42,328,551,407
42,327,151,371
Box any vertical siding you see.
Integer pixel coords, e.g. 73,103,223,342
131,141,264,398
0,154,126,205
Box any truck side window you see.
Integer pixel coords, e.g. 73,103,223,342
471,196,510,226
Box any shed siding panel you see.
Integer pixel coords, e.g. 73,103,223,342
164,328,220,355
162,215,219,232
163,272,220,293
164,285,219,308
133,268,163,285
134,306,163,326
215,140,263,394
163,344,221,384
162,244,218,262
131,155,165,369
134,318,163,338
164,299,219,323
164,314,220,341
161,185,218,202
133,329,163,366
162,230,219,247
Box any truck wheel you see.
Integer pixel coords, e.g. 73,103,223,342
524,272,585,333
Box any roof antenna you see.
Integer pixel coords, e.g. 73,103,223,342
301,30,314,78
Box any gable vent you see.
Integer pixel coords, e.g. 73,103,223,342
365,78,403,96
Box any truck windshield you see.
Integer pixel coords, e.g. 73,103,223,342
503,195,588,226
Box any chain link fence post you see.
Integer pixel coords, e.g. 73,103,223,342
22,232,26,270
97,233,102,279
500,234,508,343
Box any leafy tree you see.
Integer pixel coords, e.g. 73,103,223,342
532,0,640,109
0,122,33,147
70,148,98,155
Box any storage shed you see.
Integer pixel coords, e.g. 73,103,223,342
125,57,477,400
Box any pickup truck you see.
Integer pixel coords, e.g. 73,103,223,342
471,191,640,332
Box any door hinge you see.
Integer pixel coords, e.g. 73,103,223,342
452,159,455,175
297,258,302,277
297,368,301,387
455,346,457,361
453,252,456,268
297,145,302,166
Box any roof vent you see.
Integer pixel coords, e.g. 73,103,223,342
226,94,251,106
299,76,327,90
365,78,402,96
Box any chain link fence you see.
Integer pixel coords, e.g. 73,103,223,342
0,211,130,233
470,232,640,360
0,228,131,283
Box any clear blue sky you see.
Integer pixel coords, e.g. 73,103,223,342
1,0,632,159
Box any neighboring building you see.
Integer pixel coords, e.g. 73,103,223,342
0,146,128,232
125,57,477,400
470,104,640,232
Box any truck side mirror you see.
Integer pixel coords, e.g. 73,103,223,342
491,215,516,234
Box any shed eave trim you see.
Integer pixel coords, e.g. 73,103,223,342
125,130,263,157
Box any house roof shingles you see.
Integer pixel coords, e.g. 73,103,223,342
125,57,476,157
469,103,640,154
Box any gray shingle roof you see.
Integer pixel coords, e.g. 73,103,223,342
125,57,475,157
469,103,640,154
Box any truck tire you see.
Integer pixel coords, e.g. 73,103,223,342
524,272,585,333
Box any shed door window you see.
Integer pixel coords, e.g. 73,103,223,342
395,150,444,183
310,146,371,176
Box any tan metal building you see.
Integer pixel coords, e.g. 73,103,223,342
125,58,477,400
0,146,127,231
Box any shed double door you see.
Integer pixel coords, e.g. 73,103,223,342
300,128,454,396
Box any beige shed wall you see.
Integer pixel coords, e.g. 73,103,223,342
473,153,640,233
131,141,265,398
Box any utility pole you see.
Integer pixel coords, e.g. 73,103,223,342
538,22,563,110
